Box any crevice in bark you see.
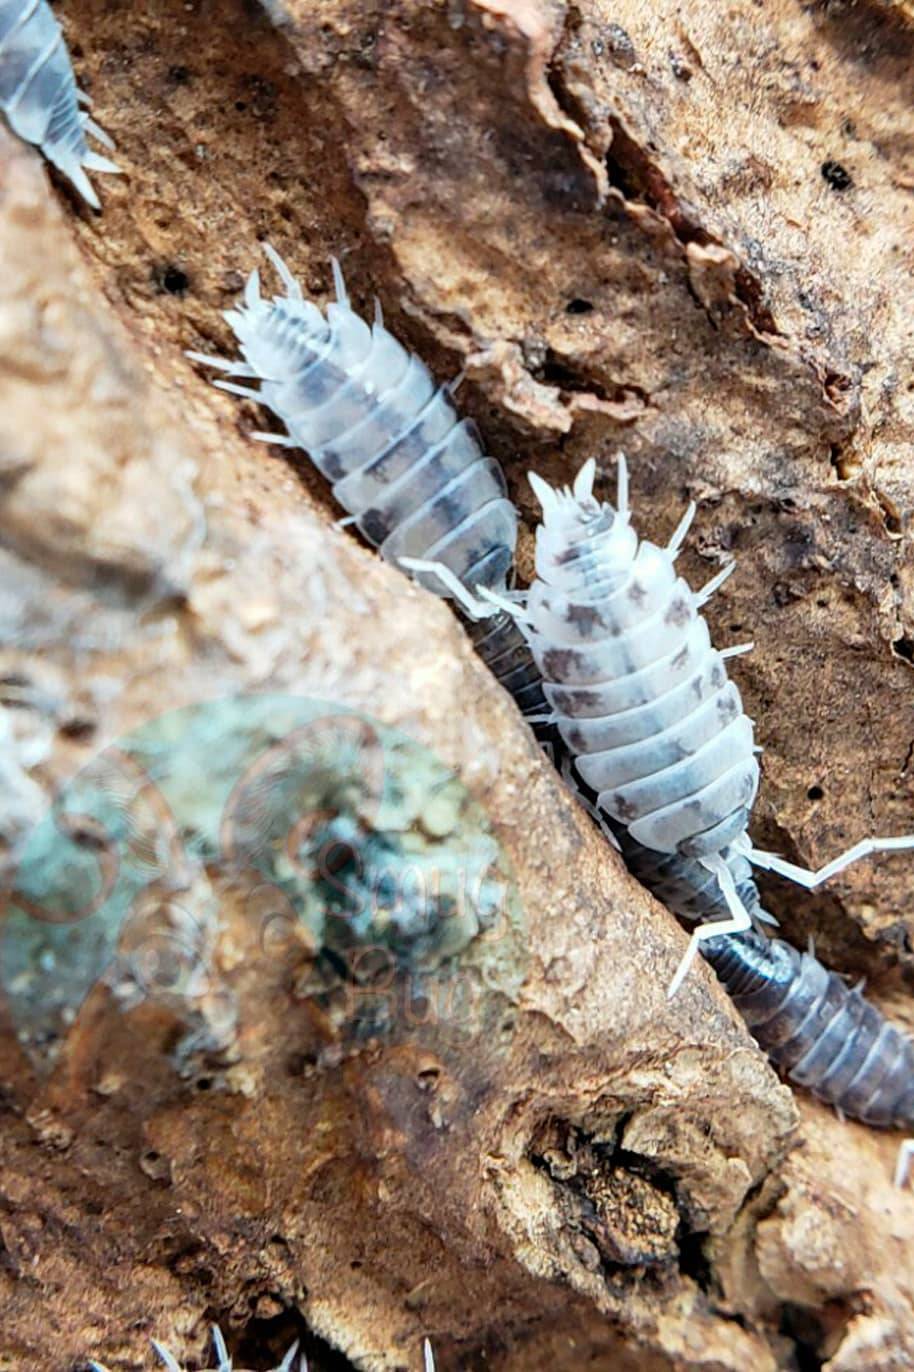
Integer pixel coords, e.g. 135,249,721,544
227,1309,358,1372
529,351,650,411
603,118,783,339
778,1301,841,1372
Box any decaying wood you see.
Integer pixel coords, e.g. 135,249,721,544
1,0,913,1367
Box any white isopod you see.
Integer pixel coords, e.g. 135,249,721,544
189,246,547,720
457,455,914,993
0,0,119,208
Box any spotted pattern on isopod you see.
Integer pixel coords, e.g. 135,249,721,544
189,247,547,719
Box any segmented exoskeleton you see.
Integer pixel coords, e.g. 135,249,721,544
613,822,765,926
469,457,914,995
462,456,914,1174
0,0,118,207
705,928,914,1155
188,247,547,720
584,782,914,1149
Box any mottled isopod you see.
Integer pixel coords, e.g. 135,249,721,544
474,456,914,996
469,455,914,1179
189,247,546,721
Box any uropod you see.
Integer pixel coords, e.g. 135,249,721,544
0,0,118,208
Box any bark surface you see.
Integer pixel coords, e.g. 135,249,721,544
1,0,913,1369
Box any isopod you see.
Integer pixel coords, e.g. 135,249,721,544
0,0,119,208
704,927,914,1125
465,455,914,1178
469,456,914,996
189,247,547,721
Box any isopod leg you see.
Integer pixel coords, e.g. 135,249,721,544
398,556,503,621
477,584,532,621
666,853,752,998
560,753,622,851
894,1138,914,1189
150,1341,183,1372
748,834,914,889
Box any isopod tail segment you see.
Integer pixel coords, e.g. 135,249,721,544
0,0,120,209
397,555,517,622
664,851,753,998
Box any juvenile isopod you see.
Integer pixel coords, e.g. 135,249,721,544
0,0,119,208
189,246,547,721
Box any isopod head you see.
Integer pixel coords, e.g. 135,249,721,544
530,459,638,597
222,262,329,388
